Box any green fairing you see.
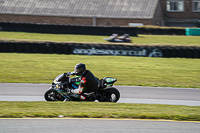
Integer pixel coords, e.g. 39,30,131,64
74,76,81,85
75,82,80,85
74,76,81,78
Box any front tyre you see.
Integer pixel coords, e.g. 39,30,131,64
100,87,120,102
44,89,60,101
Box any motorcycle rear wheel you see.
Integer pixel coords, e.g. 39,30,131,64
100,87,120,102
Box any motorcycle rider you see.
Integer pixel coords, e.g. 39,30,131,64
68,63,99,101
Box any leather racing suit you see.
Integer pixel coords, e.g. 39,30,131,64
71,70,99,100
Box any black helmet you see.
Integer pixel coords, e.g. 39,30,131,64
74,63,86,75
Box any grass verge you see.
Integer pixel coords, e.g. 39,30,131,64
0,53,200,88
0,101,199,121
0,31,200,46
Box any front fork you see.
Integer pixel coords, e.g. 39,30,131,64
51,86,71,101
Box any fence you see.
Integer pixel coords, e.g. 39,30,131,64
1,41,199,58
138,28,185,35
0,22,138,36
0,22,187,35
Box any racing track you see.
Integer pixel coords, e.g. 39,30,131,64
1,83,200,133
0,83,200,106
0,118,200,133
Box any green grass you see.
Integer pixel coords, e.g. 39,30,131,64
0,31,200,46
0,53,200,88
134,35,200,46
0,102,199,121
0,31,107,43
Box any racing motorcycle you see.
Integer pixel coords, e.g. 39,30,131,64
104,34,132,43
44,72,120,102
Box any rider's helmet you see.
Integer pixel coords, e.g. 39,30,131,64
74,63,86,75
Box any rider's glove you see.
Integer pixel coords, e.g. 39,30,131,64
71,72,76,76
65,71,71,76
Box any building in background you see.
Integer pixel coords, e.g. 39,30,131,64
0,0,199,27
162,0,200,27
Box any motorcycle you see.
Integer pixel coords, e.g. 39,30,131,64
104,34,132,43
44,72,120,102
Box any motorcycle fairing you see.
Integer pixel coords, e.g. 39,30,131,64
99,77,117,89
105,77,117,83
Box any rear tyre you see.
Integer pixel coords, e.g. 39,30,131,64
44,89,60,101
100,87,120,102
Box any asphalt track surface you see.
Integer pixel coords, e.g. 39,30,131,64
0,118,200,133
0,83,200,106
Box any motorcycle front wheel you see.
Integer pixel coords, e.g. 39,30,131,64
44,89,61,101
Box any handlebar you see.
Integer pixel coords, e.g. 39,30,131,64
65,71,76,76
71,72,76,76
